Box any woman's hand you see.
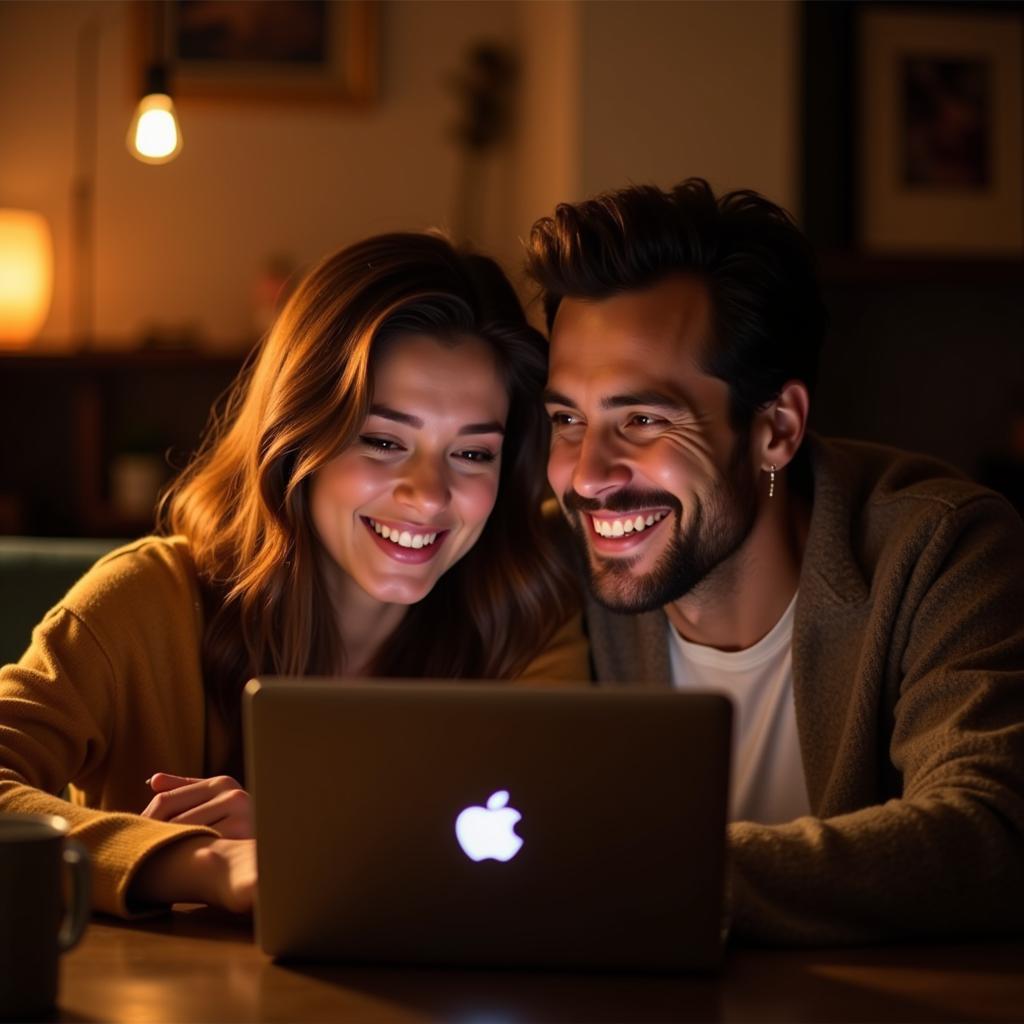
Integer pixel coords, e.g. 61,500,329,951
129,836,257,914
141,773,254,840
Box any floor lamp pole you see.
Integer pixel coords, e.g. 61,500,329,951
71,17,98,347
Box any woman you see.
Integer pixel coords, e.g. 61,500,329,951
0,233,585,916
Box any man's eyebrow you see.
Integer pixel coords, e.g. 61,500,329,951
543,389,576,407
602,391,684,410
543,388,688,411
368,405,504,436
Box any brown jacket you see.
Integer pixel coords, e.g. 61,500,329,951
584,436,1024,945
0,537,588,916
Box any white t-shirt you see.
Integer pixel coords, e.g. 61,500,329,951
668,592,810,825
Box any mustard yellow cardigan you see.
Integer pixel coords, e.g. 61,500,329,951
0,537,589,916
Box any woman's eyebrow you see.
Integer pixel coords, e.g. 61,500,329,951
368,404,422,428
368,405,504,436
458,421,505,436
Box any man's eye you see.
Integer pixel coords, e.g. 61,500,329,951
549,411,579,426
359,435,403,452
627,414,660,427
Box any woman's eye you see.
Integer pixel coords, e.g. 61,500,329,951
455,449,496,463
359,435,403,452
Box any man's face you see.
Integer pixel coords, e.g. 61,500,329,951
544,275,758,613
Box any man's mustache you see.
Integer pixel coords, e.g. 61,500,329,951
562,488,682,517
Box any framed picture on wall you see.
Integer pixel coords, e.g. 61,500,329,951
134,0,378,105
859,7,1023,254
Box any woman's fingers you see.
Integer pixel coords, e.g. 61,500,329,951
170,788,253,840
147,772,201,793
141,775,242,821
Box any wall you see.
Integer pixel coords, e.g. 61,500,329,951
0,0,520,349
0,0,799,350
579,0,797,210
511,0,582,304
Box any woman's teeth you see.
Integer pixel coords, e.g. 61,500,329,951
591,511,668,538
369,518,439,549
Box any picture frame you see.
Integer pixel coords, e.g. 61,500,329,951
134,0,378,106
858,6,1023,254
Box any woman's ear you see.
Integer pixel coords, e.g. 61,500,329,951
755,380,810,472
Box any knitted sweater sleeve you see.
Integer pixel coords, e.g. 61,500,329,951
0,541,218,917
727,495,1024,944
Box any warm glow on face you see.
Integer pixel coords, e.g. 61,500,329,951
309,334,508,611
0,209,53,347
127,94,183,164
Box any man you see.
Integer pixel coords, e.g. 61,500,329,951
527,180,1024,945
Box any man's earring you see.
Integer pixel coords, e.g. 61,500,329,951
768,465,776,499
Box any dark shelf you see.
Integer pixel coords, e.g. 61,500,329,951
0,347,246,537
0,347,250,371
817,251,1024,287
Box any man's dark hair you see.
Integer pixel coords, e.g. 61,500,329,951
526,178,828,434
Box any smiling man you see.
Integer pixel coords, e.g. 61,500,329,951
527,179,1024,945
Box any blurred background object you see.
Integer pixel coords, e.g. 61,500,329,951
0,208,53,347
448,40,518,244
0,0,1021,537
977,390,1024,519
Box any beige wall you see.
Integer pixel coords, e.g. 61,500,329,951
0,0,798,350
579,0,797,209
512,0,582,287
0,0,519,348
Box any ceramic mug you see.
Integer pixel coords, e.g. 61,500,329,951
0,813,90,1019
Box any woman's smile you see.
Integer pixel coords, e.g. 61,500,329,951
362,515,450,563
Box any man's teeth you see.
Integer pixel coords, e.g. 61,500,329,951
369,519,439,549
591,511,667,538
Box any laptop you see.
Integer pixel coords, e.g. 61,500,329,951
244,678,732,972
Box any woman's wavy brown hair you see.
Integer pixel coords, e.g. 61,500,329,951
159,232,576,740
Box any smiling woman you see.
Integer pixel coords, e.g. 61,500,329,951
311,334,508,615
0,233,586,919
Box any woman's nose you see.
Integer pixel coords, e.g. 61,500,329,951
393,455,451,517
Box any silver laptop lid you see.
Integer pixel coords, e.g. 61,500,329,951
245,679,731,972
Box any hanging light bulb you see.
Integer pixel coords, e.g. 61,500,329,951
127,65,182,165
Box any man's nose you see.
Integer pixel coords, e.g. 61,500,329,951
570,428,632,500
394,455,451,517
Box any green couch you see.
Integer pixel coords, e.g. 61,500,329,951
0,537,121,666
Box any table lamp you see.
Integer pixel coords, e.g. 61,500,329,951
0,208,53,347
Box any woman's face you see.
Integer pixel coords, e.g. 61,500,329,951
310,332,509,609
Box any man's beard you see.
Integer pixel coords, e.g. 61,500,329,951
562,451,758,614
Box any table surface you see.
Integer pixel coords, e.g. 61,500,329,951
53,908,1024,1023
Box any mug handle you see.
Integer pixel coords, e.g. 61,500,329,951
58,839,91,953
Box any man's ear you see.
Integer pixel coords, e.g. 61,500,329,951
754,380,810,471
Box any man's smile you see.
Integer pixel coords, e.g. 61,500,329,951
584,508,672,554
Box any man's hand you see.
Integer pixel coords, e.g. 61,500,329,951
141,773,253,839
129,836,257,914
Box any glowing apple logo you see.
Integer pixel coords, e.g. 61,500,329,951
454,790,524,862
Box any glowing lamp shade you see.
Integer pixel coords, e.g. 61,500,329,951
0,209,53,347
127,93,183,165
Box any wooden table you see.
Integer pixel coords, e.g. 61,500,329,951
53,907,1024,1022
